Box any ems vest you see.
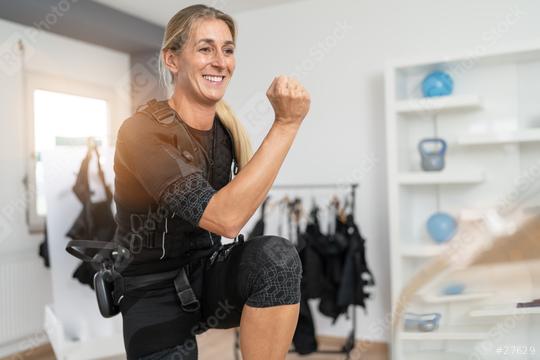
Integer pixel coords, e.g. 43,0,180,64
113,98,238,264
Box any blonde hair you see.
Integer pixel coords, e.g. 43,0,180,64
158,4,253,169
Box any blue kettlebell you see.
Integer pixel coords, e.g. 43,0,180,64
418,138,447,171
427,212,457,244
422,71,454,97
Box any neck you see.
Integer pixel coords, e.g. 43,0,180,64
168,91,216,131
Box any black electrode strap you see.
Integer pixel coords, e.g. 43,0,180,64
174,267,200,312
121,267,201,313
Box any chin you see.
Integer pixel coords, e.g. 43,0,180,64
203,92,226,104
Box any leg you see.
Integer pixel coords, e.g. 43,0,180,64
119,286,200,359
202,236,302,360
240,303,300,360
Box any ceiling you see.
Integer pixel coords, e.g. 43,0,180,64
93,0,306,27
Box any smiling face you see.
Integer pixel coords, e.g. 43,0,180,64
169,18,236,105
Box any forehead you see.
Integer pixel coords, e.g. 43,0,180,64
189,18,234,43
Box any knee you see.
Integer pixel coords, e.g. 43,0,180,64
243,236,302,307
255,236,302,273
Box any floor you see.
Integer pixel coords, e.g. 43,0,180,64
4,329,388,360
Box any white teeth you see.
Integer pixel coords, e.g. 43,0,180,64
203,75,224,82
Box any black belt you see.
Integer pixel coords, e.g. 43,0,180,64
115,267,200,312
116,236,245,312
66,239,200,314
65,236,244,318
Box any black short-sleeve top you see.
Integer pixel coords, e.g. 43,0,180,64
113,107,234,275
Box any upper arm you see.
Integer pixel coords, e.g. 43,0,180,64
160,173,216,227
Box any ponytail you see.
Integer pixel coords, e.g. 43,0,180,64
216,100,253,170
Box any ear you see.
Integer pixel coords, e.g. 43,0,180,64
163,49,180,76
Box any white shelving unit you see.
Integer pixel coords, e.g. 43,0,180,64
398,352,469,360
386,42,540,360
469,305,540,318
400,329,488,341
397,171,485,185
396,94,483,114
418,292,494,304
457,128,540,146
401,244,447,258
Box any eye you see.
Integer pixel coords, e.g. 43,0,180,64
199,47,212,53
224,47,235,55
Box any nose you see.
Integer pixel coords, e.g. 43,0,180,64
211,50,226,69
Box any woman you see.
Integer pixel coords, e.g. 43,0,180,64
112,4,310,360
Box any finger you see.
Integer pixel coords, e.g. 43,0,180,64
298,86,308,98
287,77,299,87
276,76,288,91
288,78,303,91
289,82,302,96
295,82,307,96
275,78,290,96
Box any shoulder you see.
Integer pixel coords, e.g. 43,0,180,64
118,111,152,133
116,112,154,145
117,99,175,141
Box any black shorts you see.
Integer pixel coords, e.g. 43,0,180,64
120,236,302,359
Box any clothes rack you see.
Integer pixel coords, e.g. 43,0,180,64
234,182,361,360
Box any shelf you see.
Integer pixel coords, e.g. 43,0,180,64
401,244,448,258
402,351,467,360
470,305,540,317
457,128,540,145
398,171,485,185
387,41,540,360
395,95,482,114
400,329,488,341
419,292,493,304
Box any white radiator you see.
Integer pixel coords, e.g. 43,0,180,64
0,252,52,348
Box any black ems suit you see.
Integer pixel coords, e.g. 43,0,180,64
98,99,301,359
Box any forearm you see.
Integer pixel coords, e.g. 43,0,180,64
199,122,299,237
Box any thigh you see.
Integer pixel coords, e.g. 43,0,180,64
200,235,302,329
199,240,246,330
120,286,200,359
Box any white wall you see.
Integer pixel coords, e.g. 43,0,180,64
230,0,540,342
0,17,130,350
3,0,540,351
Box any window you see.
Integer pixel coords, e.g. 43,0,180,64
26,74,115,232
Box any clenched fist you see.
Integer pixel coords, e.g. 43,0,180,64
266,76,310,128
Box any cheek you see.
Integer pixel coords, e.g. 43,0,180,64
187,55,209,73
228,59,236,74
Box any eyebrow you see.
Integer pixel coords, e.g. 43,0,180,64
197,38,235,46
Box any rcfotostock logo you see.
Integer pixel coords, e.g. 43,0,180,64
0,0,80,77
238,92,273,136
115,63,159,103
0,35,36,77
